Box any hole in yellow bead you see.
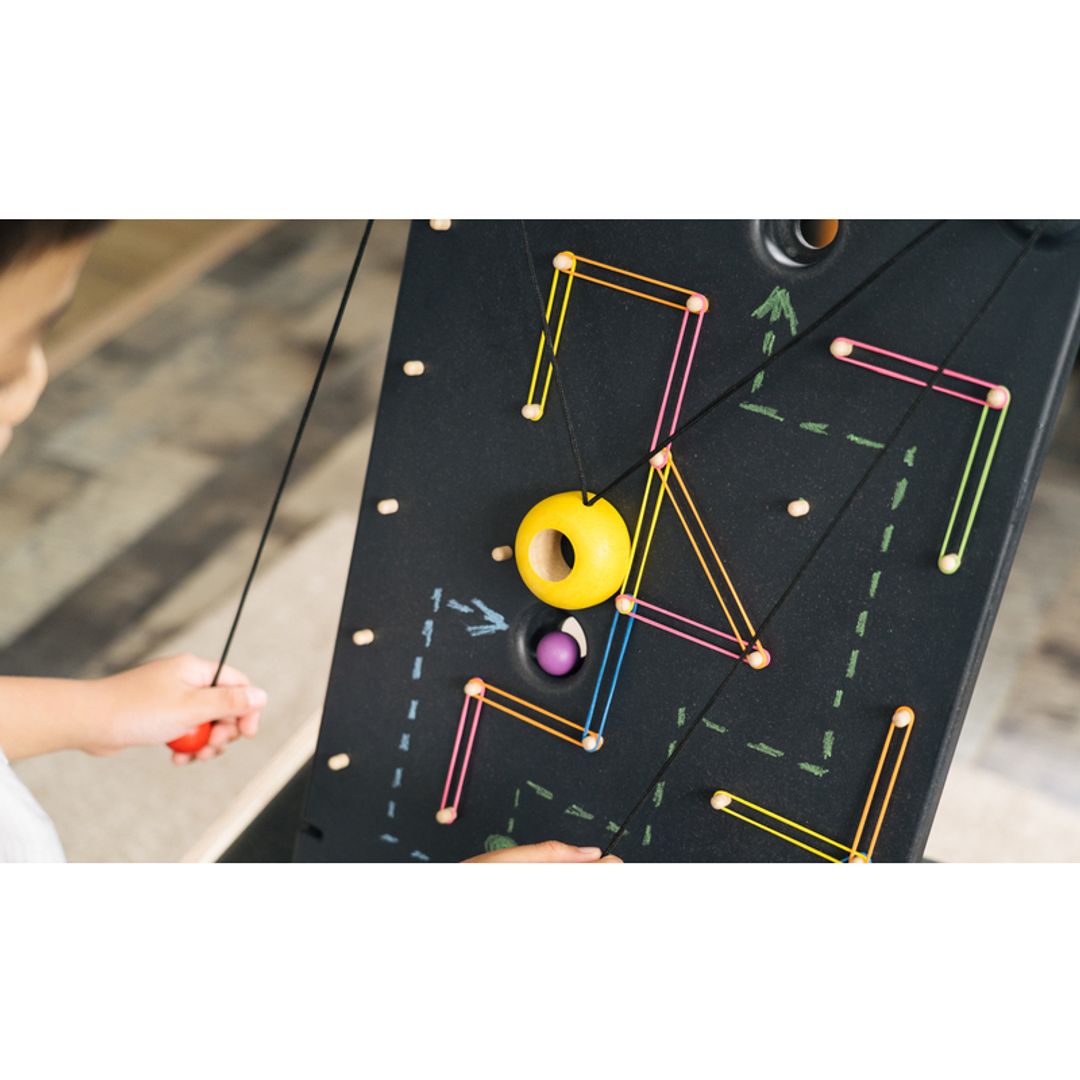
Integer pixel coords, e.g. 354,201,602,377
528,528,575,583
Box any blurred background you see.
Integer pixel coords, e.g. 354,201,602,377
2,220,1078,861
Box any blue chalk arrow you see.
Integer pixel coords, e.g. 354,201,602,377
463,597,508,637
447,596,508,636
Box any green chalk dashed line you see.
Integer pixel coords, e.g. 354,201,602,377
702,719,727,734
526,781,553,800
513,787,520,809
565,804,594,821
847,434,886,449
842,643,859,678
740,402,784,422
747,742,784,758
816,452,913,781
667,740,677,758
677,706,687,728
653,781,666,809
642,824,653,847
800,421,829,435
606,821,620,834
761,332,776,358
507,816,515,834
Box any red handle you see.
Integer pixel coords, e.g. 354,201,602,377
167,722,213,754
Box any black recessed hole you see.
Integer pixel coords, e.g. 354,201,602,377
795,219,840,250
559,616,588,659
760,220,843,268
511,603,589,685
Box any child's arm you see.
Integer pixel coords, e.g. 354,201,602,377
0,653,266,765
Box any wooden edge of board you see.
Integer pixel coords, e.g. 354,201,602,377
179,712,320,864
48,219,278,378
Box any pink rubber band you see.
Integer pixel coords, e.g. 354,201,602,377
626,610,742,661
667,307,706,439
839,337,997,389
629,595,742,645
835,353,991,409
439,693,472,812
451,694,485,812
650,308,690,452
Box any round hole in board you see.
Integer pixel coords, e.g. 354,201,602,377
528,528,574,582
559,615,588,659
795,219,840,250
759,220,843,268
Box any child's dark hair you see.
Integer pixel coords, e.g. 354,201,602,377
0,221,107,274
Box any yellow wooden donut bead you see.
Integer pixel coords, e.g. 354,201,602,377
514,492,631,611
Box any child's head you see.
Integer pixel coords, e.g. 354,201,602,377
0,221,106,454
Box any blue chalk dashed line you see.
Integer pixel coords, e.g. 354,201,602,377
383,587,446,853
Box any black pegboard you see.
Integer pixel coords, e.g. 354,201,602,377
297,221,1080,863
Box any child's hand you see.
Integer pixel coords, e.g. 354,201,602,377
85,654,267,765
465,841,622,863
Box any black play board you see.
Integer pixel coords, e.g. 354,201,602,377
296,220,1080,863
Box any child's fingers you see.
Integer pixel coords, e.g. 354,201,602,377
238,712,261,738
171,752,194,766
187,684,268,723
464,840,607,864
213,662,253,689
209,720,240,748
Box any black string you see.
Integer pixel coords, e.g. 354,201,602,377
602,222,1046,857
212,220,374,686
584,220,947,505
521,222,592,503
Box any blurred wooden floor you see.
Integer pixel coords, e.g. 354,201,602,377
48,220,274,378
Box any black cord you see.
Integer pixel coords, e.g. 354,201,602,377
521,222,592,503
602,222,1046,857
585,221,947,505
212,220,374,686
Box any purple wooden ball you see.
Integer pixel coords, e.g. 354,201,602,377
535,630,580,677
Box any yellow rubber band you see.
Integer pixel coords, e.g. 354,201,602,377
657,465,746,649
669,457,758,641
719,806,842,863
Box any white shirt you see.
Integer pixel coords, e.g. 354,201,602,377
0,746,65,862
